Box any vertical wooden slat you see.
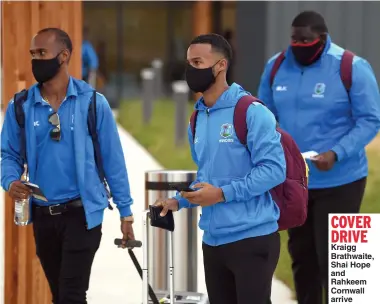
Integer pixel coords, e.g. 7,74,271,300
192,1,212,37
192,1,212,101
1,1,82,303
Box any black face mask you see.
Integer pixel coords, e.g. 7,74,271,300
291,39,324,66
32,54,62,83
185,62,219,93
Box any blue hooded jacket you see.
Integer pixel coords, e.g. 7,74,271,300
1,78,133,229
258,36,380,189
174,83,286,246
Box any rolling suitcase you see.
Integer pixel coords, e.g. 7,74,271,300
115,210,209,304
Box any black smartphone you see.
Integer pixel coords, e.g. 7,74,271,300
169,183,195,192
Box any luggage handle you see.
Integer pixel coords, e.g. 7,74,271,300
129,247,160,304
114,211,175,304
114,236,160,304
114,239,142,248
143,210,175,304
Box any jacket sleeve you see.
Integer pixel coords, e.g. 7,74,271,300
173,124,200,210
332,58,380,161
257,54,280,120
221,103,286,202
96,93,133,217
1,100,24,191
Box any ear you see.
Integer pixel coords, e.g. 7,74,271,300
217,59,228,73
60,49,70,64
320,33,328,43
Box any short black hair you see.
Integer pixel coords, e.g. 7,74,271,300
291,11,328,33
37,27,73,54
190,33,233,66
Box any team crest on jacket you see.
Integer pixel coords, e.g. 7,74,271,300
219,123,234,143
312,83,326,98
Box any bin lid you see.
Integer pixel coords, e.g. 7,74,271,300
145,170,197,183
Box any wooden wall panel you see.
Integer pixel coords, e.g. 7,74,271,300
192,1,212,101
1,1,82,303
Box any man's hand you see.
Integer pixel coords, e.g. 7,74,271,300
311,150,337,171
120,221,135,249
154,198,179,217
8,181,32,200
181,182,224,207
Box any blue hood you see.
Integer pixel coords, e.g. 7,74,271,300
194,83,250,111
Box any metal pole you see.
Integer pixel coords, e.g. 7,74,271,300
172,81,190,146
152,59,164,99
142,210,149,304
168,231,174,304
141,68,155,124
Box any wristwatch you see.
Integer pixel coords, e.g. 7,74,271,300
121,215,134,223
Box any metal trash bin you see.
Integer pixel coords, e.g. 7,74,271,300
145,170,198,292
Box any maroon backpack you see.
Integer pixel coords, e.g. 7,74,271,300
270,49,354,92
190,95,308,231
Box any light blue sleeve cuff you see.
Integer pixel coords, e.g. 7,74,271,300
173,195,190,210
331,144,346,162
221,185,236,203
118,205,132,217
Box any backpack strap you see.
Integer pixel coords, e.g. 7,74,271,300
269,50,286,88
340,50,354,92
233,95,264,146
13,89,29,165
87,91,113,209
189,110,199,142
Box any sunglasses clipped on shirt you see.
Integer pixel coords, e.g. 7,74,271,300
48,112,61,141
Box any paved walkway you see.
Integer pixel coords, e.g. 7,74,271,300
87,124,297,304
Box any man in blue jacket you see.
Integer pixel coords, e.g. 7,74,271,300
258,11,380,304
82,26,99,87
1,28,134,303
156,34,286,304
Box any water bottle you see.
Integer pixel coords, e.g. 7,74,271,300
14,164,32,226
14,196,32,226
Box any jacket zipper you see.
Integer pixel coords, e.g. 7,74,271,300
295,70,304,143
205,108,214,238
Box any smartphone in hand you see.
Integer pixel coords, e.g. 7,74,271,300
169,183,196,192
22,181,48,201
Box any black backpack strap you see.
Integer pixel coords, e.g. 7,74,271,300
189,110,199,143
13,89,29,165
87,91,113,210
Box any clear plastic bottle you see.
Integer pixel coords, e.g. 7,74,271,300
14,196,32,226
14,165,32,226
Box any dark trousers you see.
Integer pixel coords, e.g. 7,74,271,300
33,206,102,304
288,177,366,304
202,232,280,304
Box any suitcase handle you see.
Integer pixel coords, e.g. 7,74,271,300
114,238,142,248
128,248,160,304
114,237,160,304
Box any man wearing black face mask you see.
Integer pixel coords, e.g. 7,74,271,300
258,11,380,304
154,34,287,304
1,28,135,303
